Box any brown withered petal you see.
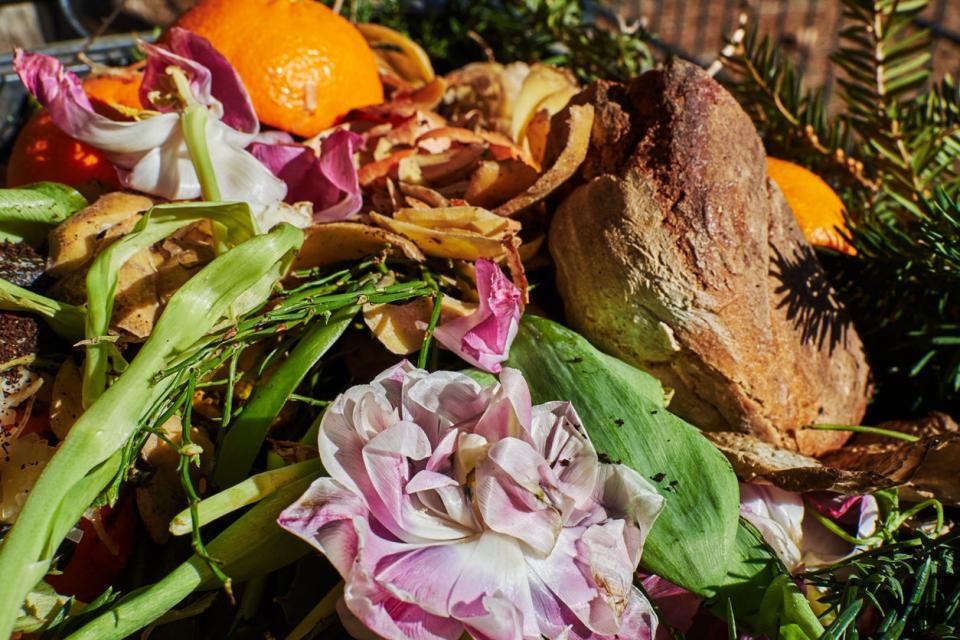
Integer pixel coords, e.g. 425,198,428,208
706,431,894,494
293,222,424,271
495,104,595,217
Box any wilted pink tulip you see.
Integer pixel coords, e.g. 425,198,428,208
279,362,664,640
433,259,521,373
250,130,364,223
739,483,878,572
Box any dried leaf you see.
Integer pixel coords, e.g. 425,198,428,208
293,222,423,271
819,414,960,505
371,206,520,261
496,103,595,217
357,23,435,87
49,359,83,440
465,159,540,208
398,145,486,186
136,416,215,544
509,64,578,143
398,183,449,208
706,432,893,494
359,148,417,187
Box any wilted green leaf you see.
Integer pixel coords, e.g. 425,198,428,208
506,316,739,594
0,182,87,245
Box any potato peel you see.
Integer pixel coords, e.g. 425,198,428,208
495,103,595,217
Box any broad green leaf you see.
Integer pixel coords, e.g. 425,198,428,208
0,224,304,639
0,278,85,340
0,182,87,245
82,201,258,406
506,316,738,593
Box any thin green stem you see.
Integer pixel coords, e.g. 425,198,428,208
806,423,920,442
418,291,444,370
804,499,882,547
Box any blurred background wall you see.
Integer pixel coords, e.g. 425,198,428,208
2,0,958,104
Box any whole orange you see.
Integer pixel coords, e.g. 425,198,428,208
6,110,120,189
174,0,384,137
767,157,855,255
6,72,144,190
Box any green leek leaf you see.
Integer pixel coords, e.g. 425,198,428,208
506,315,739,593
0,182,87,246
82,201,258,406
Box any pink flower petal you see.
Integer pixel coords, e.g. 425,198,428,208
433,260,521,373
640,575,701,637
13,49,179,156
453,594,529,640
277,477,365,577
141,27,258,134
474,438,565,556
250,130,364,222
739,484,805,571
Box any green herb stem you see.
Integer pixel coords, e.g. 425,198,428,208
169,457,324,536
213,307,356,488
806,423,920,443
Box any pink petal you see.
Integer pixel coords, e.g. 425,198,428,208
433,260,521,373
473,368,532,443
529,401,599,510
13,49,179,157
277,477,365,577
640,575,701,636
474,438,564,556
447,531,541,638
141,27,258,134
593,464,664,564
341,518,465,640
739,484,804,571
453,595,530,640
249,130,363,222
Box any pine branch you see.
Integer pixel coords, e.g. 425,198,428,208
719,22,875,191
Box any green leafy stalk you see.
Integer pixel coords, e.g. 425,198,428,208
0,224,304,638
0,182,87,245
82,201,258,407
170,458,324,536
0,278,85,340
64,476,315,640
213,306,355,488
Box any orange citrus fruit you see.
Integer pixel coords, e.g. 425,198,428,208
6,110,120,189
767,157,855,255
174,0,384,137
6,72,144,190
82,67,144,118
